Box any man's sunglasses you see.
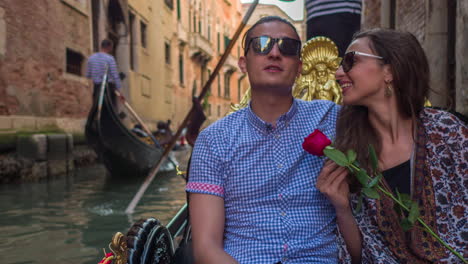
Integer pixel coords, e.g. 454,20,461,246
245,36,301,56
341,51,384,72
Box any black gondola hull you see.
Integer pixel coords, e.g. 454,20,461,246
85,87,163,177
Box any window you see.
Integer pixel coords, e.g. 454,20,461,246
165,42,171,65
179,53,184,84
177,0,181,19
66,48,84,76
129,11,136,70
217,73,221,96
224,35,231,51
208,24,211,41
164,0,174,10
192,80,197,97
189,11,192,32
140,21,147,48
224,71,232,98
193,14,197,32
198,18,202,34
217,32,220,52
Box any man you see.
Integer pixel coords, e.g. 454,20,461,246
306,0,362,57
186,16,341,263
86,39,122,101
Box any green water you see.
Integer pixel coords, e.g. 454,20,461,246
0,165,187,264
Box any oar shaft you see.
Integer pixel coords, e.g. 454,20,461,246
125,0,259,214
114,90,159,146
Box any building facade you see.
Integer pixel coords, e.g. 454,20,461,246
0,0,307,133
362,0,468,115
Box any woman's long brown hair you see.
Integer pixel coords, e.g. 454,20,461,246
334,29,431,192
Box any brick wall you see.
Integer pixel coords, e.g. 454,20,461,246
0,0,92,118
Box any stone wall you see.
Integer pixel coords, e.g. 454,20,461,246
361,0,380,29
395,0,426,42
361,0,468,114
0,0,93,119
456,0,468,115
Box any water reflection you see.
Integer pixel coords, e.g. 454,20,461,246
0,165,187,264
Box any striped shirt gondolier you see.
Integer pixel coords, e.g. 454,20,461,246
86,52,121,89
306,0,362,21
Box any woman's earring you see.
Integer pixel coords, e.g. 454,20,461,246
385,80,393,97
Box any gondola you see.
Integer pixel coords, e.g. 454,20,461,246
85,81,163,178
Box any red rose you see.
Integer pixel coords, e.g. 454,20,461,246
302,129,332,156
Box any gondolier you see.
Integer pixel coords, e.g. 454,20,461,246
86,39,122,102
305,0,362,57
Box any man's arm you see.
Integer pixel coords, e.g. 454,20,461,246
189,193,238,264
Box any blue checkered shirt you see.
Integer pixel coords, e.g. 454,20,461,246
186,99,341,264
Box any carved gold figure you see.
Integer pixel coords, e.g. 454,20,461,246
293,36,342,104
109,232,128,264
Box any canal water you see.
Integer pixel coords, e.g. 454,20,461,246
0,164,188,264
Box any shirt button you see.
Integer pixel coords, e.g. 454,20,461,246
275,134,280,139
277,164,283,168
282,257,288,262
281,211,286,216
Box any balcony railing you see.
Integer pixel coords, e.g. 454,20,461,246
178,21,188,44
189,33,213,62
224,54,238,72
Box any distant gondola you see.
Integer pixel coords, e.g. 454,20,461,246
85,84,163,178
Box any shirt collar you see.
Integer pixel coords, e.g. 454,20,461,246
247,99,298,135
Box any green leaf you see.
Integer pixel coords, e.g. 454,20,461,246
355,169,370,187
408,201,420,224
368,144,378,172
399,193,413,209
400,218,414,232
323,147,349,167
362,187,380,199
368,173,383,188
346,149,357,164
354,193,363,214
394,189,404,215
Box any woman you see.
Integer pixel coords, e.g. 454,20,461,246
316,28,467,263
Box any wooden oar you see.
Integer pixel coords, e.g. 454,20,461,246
96,65,109,123
114,90,160,147
125,0,259,214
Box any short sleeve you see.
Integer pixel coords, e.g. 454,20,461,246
186,128,226,198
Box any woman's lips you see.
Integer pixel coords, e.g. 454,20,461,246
340,82,352,94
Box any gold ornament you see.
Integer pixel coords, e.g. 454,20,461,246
293,36,342,104
385,81,393,97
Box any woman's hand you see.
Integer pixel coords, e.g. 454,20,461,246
316,160,350,213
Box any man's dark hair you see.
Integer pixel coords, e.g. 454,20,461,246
101,39,114,49
242,16,300,56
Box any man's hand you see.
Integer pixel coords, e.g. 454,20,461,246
115,90,126,103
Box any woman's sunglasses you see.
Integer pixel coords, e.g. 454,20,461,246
341,51,384,72
245,36,301,57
